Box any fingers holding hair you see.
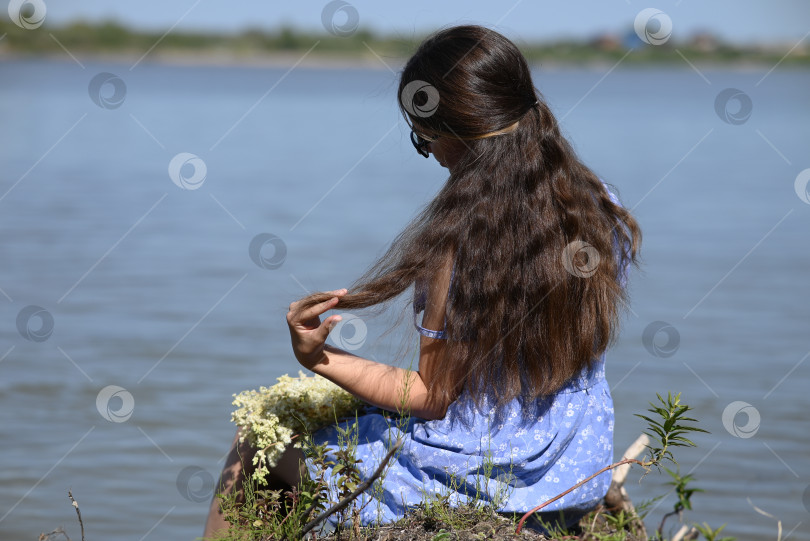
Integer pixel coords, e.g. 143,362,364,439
288,288,349,326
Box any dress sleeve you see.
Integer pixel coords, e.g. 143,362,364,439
412,263,456,339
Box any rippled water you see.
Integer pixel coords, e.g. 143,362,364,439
1,59,808,540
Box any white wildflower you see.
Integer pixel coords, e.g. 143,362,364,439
231,371,364,484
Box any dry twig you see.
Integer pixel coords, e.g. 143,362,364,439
68,490,85,541
38,527,71,541
516,434,650,535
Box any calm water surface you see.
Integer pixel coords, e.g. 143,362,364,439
1,59,809,540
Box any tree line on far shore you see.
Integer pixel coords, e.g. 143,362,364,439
1,19,807,66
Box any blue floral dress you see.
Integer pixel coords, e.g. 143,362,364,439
306,184,627,529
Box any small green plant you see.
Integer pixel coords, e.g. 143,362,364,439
416,489,458,530
694,522,735,541
634,494,665,521
635,392,710,471
654,466,704,538
408,442,518,534
591,530,628,541
527,510,576,538
603,509,635,532
325,417,365,535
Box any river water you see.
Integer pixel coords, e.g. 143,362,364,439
0,59,808,540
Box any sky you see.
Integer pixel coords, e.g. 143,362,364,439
38,0,810,45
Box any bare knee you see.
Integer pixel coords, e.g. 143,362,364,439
217,428,256,500
203,429,257,538
267,442,306,488
203,429,308,539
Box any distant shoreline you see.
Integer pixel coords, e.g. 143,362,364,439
2,19,807,72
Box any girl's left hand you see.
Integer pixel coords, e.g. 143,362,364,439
286,288,347,370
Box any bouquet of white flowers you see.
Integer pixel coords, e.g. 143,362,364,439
231,371,365,484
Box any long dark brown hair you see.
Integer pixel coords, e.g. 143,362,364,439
297,25,641,409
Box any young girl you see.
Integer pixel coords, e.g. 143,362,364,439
205,24,641,537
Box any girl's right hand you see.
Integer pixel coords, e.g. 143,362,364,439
286,289,347,370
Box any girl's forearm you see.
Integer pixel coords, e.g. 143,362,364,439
312,344,445,420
